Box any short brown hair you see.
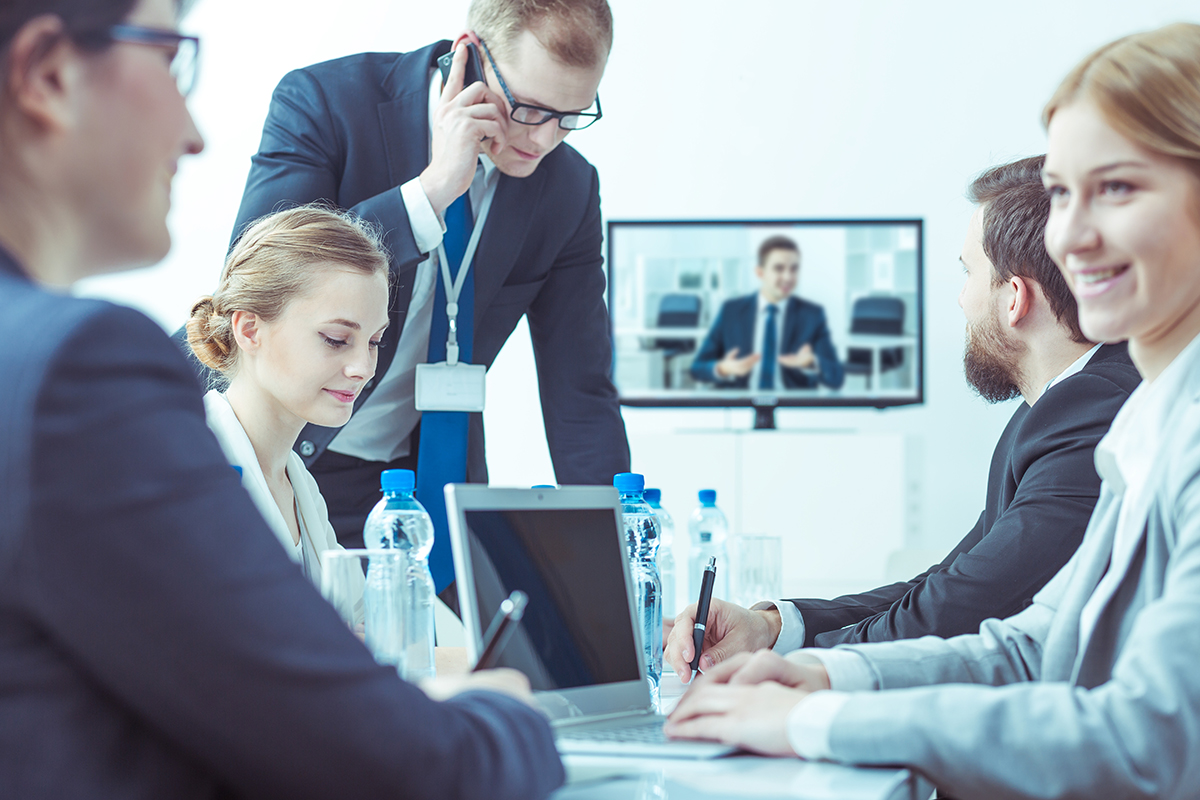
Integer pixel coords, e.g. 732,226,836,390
1043,22,1200,184
468,0,613,68
187,205,390,376
757,235,799,267
967,156,1088,344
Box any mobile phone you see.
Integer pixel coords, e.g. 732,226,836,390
436,42,484,91
471,590,528,672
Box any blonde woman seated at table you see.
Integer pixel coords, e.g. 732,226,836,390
187,206,389,588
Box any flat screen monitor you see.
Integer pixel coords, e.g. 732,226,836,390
607,219,924,411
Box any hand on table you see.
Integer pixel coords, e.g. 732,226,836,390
778,343,816,370
715,348,760,379
663,651,831,756
664,598,782,682
419,667,534,706
420,41,509,215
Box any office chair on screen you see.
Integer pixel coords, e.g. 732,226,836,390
844,296,905,390
652,293,702,389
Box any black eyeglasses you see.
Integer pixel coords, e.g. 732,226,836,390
79,24,200,97
478,39,602,131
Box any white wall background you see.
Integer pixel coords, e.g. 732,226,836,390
77,1,1198,572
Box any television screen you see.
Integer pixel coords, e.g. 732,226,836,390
607,220,924,410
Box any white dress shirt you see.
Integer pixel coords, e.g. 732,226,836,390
202,391,348,591
328,71,499,463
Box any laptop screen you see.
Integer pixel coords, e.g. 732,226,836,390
462,507,642,691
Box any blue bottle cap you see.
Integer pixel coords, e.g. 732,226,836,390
531,484,557,489
699,489,717,505
613,472,645,493
643,488,662,506
381,468,415,493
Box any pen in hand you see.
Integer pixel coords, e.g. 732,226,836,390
689,557,717,680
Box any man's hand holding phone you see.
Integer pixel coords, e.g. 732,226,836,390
420,41,508,216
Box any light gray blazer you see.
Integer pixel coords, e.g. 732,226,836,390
822,372,1200,799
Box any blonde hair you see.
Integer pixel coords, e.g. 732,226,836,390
1043,22,1200,181
467,0,613,68
187,205,389,376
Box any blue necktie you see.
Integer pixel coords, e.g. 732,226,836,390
416,190,475,595
759,304,778,390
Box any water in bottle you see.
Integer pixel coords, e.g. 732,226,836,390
688,489,730,602
644,488,677,620
363,468,437,680
613,472,662,710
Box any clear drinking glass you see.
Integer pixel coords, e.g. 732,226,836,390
321,549,407,676
732,534,783,607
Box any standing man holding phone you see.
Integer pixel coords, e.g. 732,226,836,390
217,0,629,603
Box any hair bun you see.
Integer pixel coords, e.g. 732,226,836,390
186,295,234,372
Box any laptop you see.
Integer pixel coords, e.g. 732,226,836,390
445,484,734,759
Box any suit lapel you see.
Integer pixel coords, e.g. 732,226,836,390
471,167,547,327
735,296,757,356
782,297,803,355
376,41,445,291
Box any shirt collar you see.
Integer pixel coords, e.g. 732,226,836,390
1043,342,1103,397
757,294,785,314
428,69,498,180
1094,333,1200,494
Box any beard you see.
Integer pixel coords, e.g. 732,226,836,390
963,313,1026,403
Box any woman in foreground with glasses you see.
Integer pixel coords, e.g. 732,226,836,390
0,0,563,797
668,21,1200,799
187,206,388,590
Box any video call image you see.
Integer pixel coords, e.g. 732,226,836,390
607,221,923,407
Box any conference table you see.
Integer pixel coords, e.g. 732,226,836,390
432,653,930,799
552,673,931,800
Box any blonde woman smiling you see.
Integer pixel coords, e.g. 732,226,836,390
668,22,1200,799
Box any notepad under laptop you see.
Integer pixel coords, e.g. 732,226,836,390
445,484,733,759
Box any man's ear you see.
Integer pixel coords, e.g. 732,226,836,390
1006,274,1035,328
231,310,262,352
452,31,483,49
5,15,81,133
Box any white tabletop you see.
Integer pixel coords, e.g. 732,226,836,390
552,672,929,800
556,755,923,800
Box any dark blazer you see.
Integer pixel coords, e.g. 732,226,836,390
690,294,844,389
0,250,563,799
788,343,1140,647
202,42,629,484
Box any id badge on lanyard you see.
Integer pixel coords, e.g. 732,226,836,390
414,179,496,413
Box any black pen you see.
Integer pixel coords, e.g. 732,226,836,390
689,557,717,675
471,591,528,672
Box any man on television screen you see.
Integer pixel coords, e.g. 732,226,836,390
689,236,844,390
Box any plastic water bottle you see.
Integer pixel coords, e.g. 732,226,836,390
688,489,730,603
614,472,662,710
644,488,677,620
363,469,436,681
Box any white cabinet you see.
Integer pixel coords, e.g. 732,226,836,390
629,429,906,610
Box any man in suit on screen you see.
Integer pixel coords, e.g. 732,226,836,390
194,0,630,601
690,236,845,391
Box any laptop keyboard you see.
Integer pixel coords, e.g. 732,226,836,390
559,719,669,744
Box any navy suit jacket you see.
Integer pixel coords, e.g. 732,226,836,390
0,249,563,799
788,343,1140,646
690,294,844,389
197,42,629,484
